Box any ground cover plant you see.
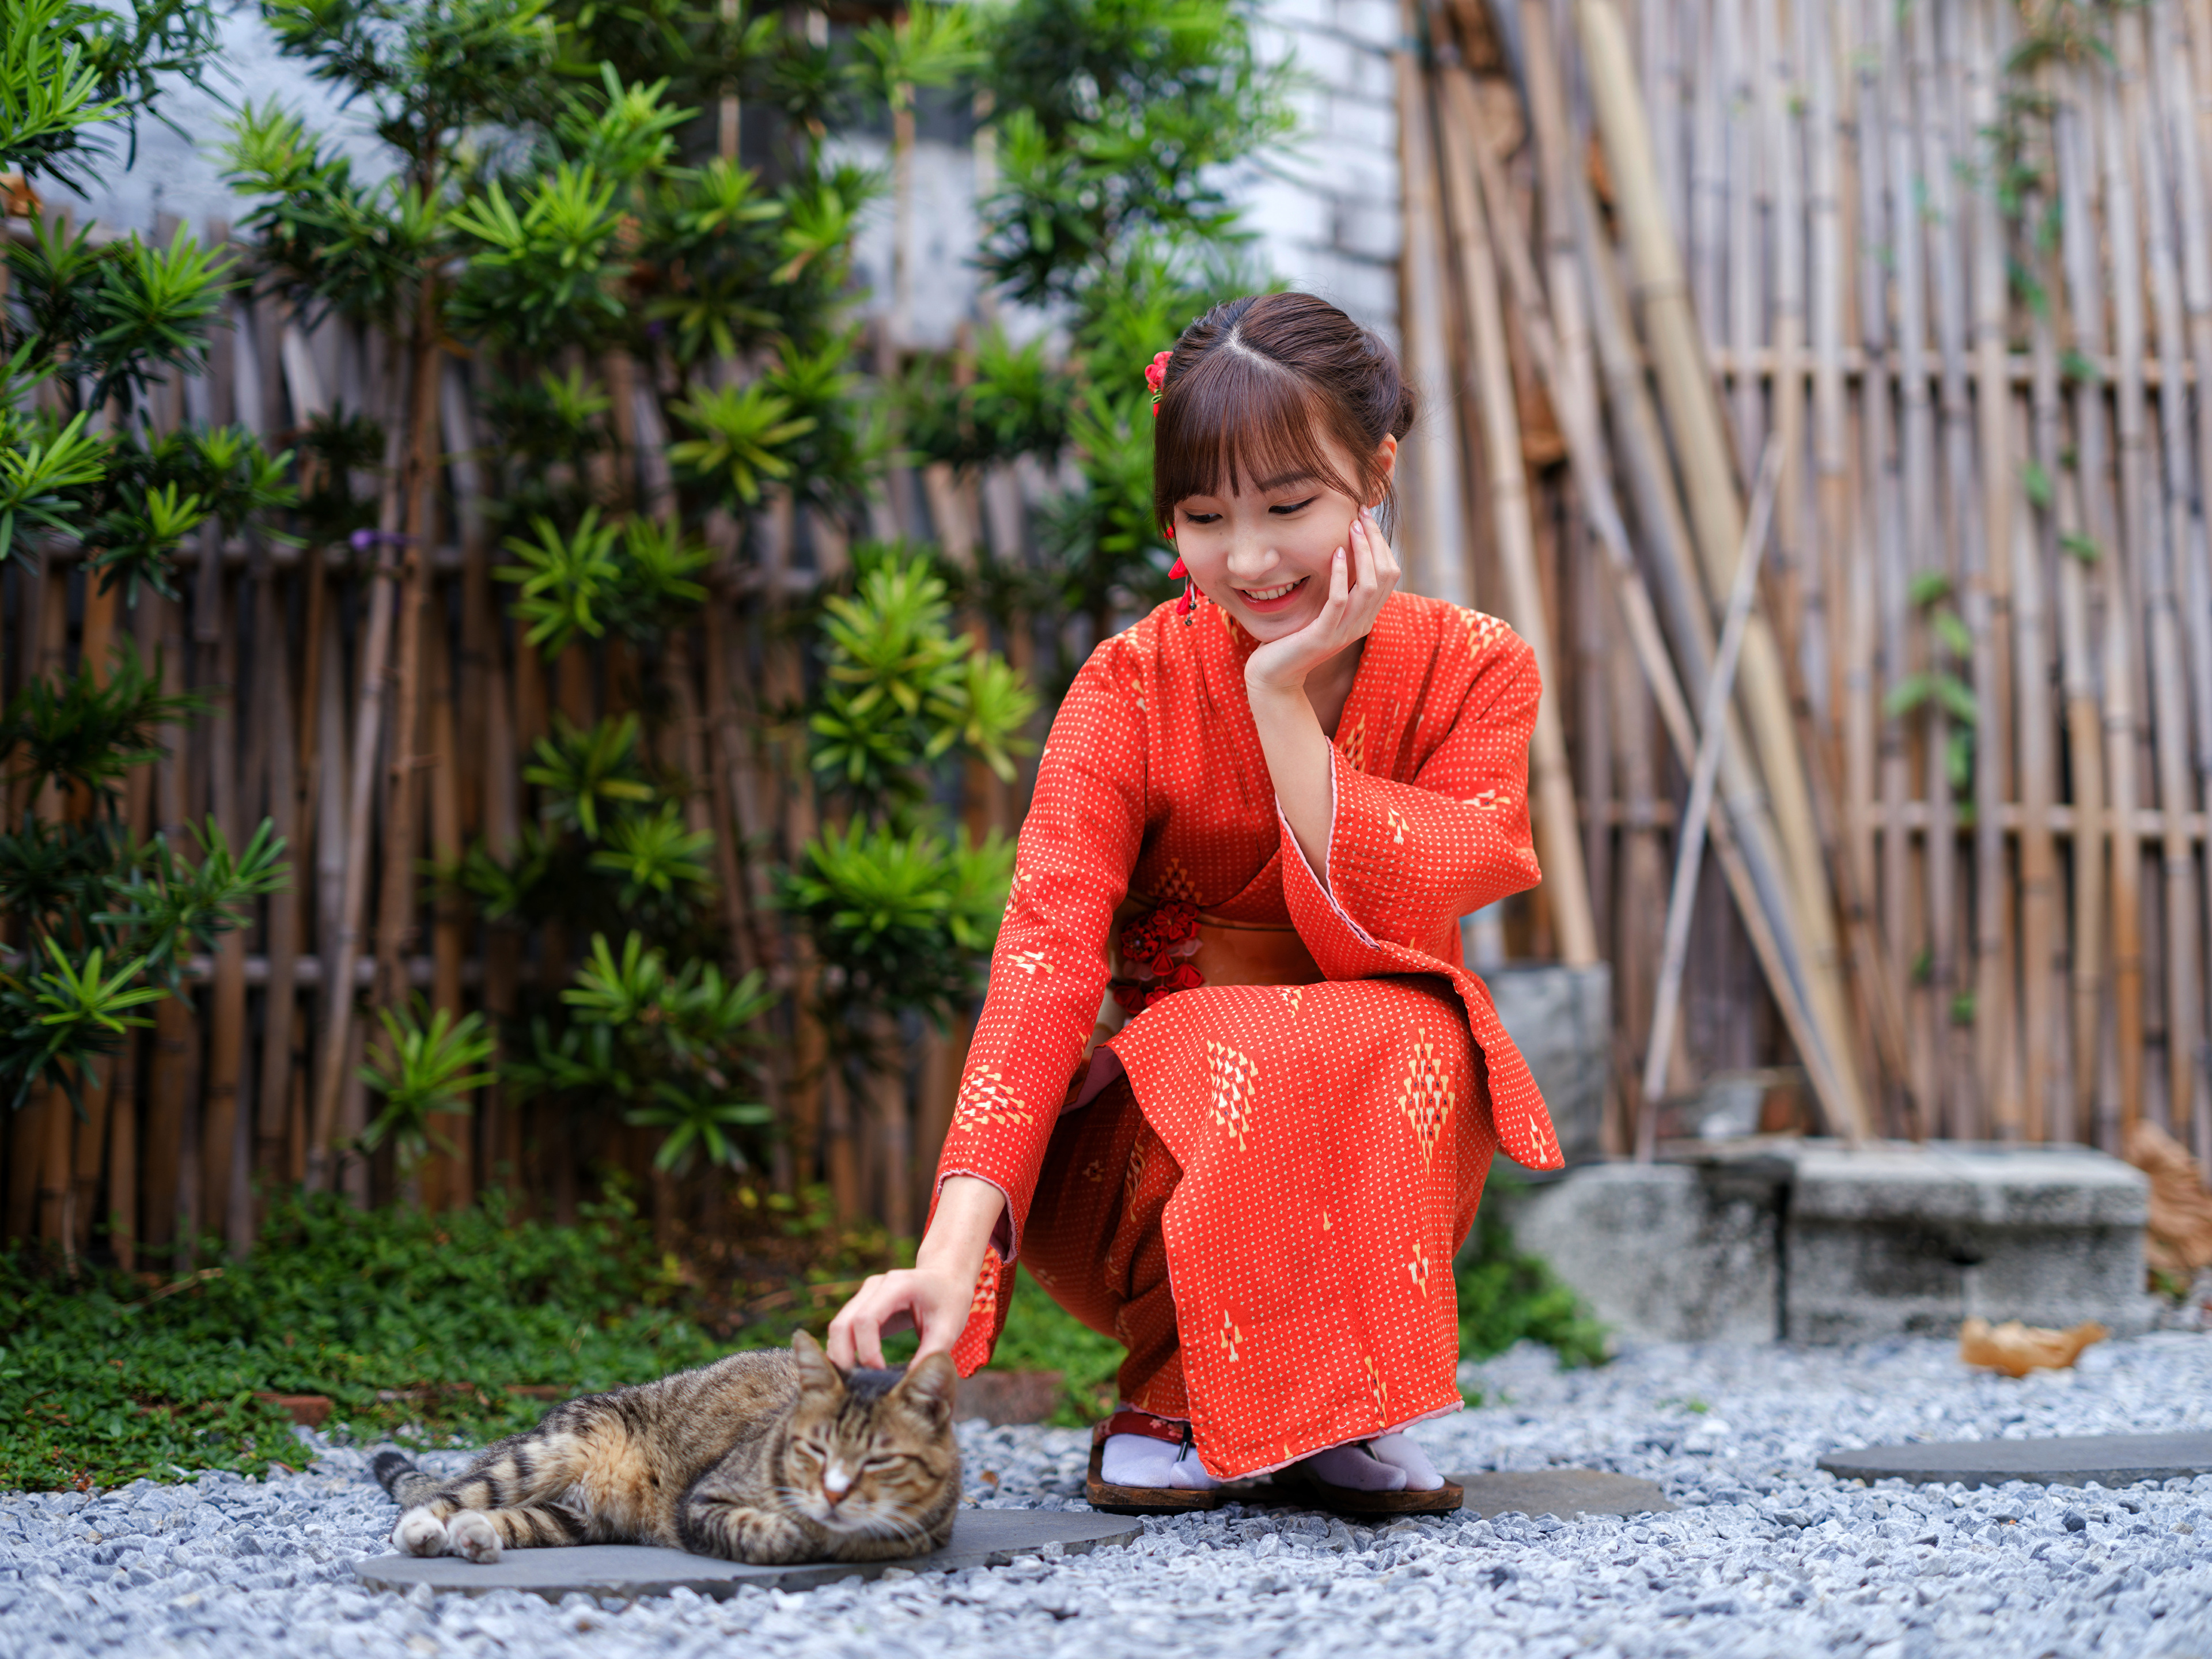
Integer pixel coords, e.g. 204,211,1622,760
1,1180,1604,1490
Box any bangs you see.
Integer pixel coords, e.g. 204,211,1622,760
1152,344,1365,529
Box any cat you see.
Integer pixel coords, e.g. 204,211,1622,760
372,1330,960,1566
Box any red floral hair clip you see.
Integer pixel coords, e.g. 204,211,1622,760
1145,349,1172,417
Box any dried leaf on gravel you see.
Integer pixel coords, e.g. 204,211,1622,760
2125,1120,2212,1275
1958,1317,2108,1378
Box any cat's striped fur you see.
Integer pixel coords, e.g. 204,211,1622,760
373,1331,959,1566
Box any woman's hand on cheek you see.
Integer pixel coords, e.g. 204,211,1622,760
1244,509,1401,695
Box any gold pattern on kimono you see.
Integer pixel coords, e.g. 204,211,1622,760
1406,1237,1432,1298
1156,857,1200,902
1006,948,1053,976
1363,1350,1388,1417
955,1067,1033,1130
1205,1040,1260,1151
1386,805,1411,845
1276,985,1304,1020
1219,1308,1245,1362
1337,715,1367,772
1397,1031,1456,1168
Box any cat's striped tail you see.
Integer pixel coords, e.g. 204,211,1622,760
372,1449,443,1509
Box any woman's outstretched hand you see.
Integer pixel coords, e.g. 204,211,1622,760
825,1173,1003,1369
1243,507,1402,696
825,1264,976,1369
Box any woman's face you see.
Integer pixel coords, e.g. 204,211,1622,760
1169,433,1397,642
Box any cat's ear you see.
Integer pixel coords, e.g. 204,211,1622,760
897,1352,958,1425
791,1330,844,1394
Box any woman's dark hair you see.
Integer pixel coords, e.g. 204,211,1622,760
1151,291,1418,533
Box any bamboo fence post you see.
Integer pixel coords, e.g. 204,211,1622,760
2066,82,2147,1143
1574,125,1838,1066
1398,0,1475,608
1643,441,1787,1133
1498,20,1866,1135
374,313,444,1016
1436,64,1600,966
1925,0,1983,1131
1579,0,1871,1138
305,349,410,1193
1888,0,1947,1130
2169,3,2212,1162
2052,80,2109,1138
2018,169,2065,1145
423,609,469,1208
1724,0,1763,476
1805,0,1850,733
1688,0,1725,347
1758,0,1806,662
2144,4,2212,1157
2116,13,2199,1136
146,580,197,1252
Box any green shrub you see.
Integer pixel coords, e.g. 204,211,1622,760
1455,1181,1611,1371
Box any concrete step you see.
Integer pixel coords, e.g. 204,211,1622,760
1499,1140,2156,1345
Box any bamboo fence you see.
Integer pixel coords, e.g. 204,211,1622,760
1409,0,2212,1166
13,0,2212,1262
0,204,1041,1259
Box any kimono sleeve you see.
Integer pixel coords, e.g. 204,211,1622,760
1282,622,1544,970
931,637,1147,1263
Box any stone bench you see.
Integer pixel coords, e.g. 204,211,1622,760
1500,1141,2154,1344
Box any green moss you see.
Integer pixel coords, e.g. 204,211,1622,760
0,1192,732,1493
5,1174,1606,1493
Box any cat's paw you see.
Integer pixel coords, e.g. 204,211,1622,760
446,1510,502,1565
393,1507,449,1556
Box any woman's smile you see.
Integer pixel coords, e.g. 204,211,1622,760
1236,576,1309,611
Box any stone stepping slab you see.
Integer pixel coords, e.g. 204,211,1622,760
356,1468,1673,1601
1446,1468,1676,1521
1819,1433,2212,1490
355,1509,1140,1600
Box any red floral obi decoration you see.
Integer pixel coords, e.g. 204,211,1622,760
1110,899,1204,1014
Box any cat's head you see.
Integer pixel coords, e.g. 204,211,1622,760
781,1330,959,1541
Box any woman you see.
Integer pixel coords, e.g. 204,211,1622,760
828,291,1563,1513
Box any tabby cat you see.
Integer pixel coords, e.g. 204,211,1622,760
373,1331,960,1566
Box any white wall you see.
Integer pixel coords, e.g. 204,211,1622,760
53,3,1402,340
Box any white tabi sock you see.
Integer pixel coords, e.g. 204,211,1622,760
1363,1431,1446,1490
1100,1431,1222,1491
1297,1440,1409,1491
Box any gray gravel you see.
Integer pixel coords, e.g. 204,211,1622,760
5,1332,2211,1658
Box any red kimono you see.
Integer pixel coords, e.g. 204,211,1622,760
935,590,1563,1478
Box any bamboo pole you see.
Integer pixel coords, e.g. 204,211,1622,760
1724,0,1764,476
1578,0,1871,1138
2053,82,2108,1138
1643,441,1786,1134
146,581,196,1252
251,554,300,1205
2116,14,2199,1135
1497,17,1864,1138
1398,0,1475,608
423,609,468,1209
2020,322,2063,1144
305,346,410,1193
2170,2,2212,1161
2066,81,2146,1141
1435,64,1600,966
1572,94,1842,1080
373,311,444,1016
2144,5,2212,1155
1804,0,1850,734
1758,0,1807,664
199,560,251,1249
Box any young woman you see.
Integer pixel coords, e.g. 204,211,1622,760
828,291,1562,1513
